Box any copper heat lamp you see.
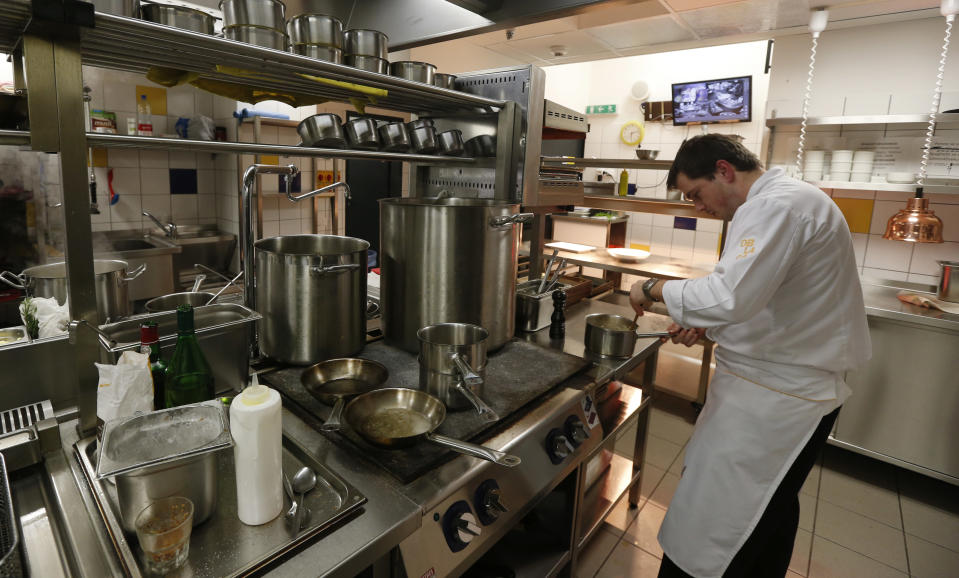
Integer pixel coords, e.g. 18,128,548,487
882,191,944,243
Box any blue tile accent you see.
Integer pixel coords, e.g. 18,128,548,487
169,169,198,195
674,216,697,230
278,172,301,194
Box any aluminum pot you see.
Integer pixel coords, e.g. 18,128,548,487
583,314,670,358
464,134,496,157
1,260,146,324
145,291,216,313
293,44,343,63
219,0,285,29
344,117,379,150
344,29,388,59
938,260,959,303
287,13,343,47
380,198,533,353
139,3,216,35
389,61,436,84
297,113,345,148
409,125,438,155
223,25,289,50
433,73,457,90
437,129,464,156
93,0,138,16
378,122,410,152
417,323,496,419
255,235,368,365
344,54,388,74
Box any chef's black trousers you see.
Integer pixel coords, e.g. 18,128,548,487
657,407,840,578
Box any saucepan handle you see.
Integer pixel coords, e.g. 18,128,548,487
321,397,345,432
455,381,499,422
311,264,361,275
449,352,483,386
426,433,521,467
489,213,534,228
634,331,672,338
123,263,147,281
0,271,25,289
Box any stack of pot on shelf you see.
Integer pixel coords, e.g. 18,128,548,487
221,0,290,51
344,29,390,74
288,13,344,63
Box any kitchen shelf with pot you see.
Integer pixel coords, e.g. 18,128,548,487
808,180,959,193
765,113,959,129
541,156,674,170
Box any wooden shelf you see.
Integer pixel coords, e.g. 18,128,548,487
580,195,722,220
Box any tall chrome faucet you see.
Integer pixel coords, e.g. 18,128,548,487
142,211,177,240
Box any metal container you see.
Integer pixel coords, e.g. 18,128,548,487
408,125,438,155
938,260,959,303
515,279,557,332
292,44,342,63
97,401,232,534
1,260,146,324
417,323,492,414
219,0,285,29
464,134,496,157
255,235,368,365
344,54,388,74
433,73,457,90
344,29,388,59
139,3,216,35
380,198,533,353
389,61,436,84
584,313,670,358
223,25,289,51
99,303,261,393
344,117,379,150
287,13,343,47
406,118,433,131
437,129,464,156
92,0,138,16
297,113,346,148
0,454,22,578
0,327,27,347
377,122,410,152
144,291,216,312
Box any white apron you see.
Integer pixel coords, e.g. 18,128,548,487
657,364,843,578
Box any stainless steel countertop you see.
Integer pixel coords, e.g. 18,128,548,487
551,213,630,224
521,241,714,280
862,281,959,333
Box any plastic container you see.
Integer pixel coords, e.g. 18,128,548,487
230,381,283,525
618,169,628,197
136,94,153,137
135,496,194,575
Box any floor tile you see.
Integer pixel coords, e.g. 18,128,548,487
801,460,822,498
819,447,901,528
623,502,667,559
649,472,680,510
814,500,908,571
648,406,695,445
644,434,683,470
787,572,804,578
603,495,639,534
640,463,667,504
595,540,663,577
799,492,816,532
808,536,907,578
668,446,686,475
613,421,639,458
905,533,959,578
898,469,959,552
790,529,812,576
575,528,621,578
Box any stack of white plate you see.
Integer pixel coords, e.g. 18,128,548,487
851,150,874,182
803,150,826,181
829,150,854,182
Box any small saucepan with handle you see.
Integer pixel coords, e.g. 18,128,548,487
584,313,671,358
301,358,389,432
343,388,521,467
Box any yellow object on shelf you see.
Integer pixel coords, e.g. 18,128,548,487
618,169,629,197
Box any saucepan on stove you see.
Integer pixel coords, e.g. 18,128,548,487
418,323,498,421
301,358,389,432
584,314,671,358
343,388,521,467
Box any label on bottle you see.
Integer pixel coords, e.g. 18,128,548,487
137,123,153,136
139,345,150,355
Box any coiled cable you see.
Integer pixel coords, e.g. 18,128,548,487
796,35,818,179
918,15,954,188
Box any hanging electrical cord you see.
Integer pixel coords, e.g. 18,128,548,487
796,9,829,180
917,11,955,188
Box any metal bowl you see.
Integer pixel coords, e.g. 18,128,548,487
378,122,410,152
145,291,217,313
635,149,660,160
433,73,457,90
139,3,216,35
287,13,343,47
389,61,436,84
298,113,346,148
409,125,438,155
344,29,389,59
92,0,138,16
344,54,389,74
437,129,464,156
344,117,380,150
405,118,433,132
223,25,289,51
219,0,285,29
464,134,496,157
292,44,343,63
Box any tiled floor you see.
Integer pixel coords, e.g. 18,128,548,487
577,394,959,577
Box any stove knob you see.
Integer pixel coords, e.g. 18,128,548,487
565,416,589,446
442,501,481,552
546,428,573,464
474,479,508,525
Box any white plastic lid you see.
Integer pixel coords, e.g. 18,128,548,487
239,384,272,406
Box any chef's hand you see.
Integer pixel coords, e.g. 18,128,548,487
629,280,651,317
667,323,706,347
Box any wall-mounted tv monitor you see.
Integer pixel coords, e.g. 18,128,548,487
671,75,751,126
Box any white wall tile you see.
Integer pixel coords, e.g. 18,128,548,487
139,150,169,168
91,223,111,232
110,194,141,224
196,154,215,169
167,86,195,118
673,229,696,251
195,91,214,117
107,148,139,168
262,197,279,221
111,167,141,196
863,235,914,272
262,220,280,238
171,195,198,220
851,233,868,267
169,151,197,169
278,197,299,220
629,212,653,226
907,273,939,286
140,168,170,196
910,242,959,276
870,200,904,235
279,219,302,235
197,169,215,195
694,231,720,254
652,214,674,228
630,224,652,246
650,226,672,256
831,189,875,200
141,195,171,220
103,81,134,113
197,195,216,219
111,221,141,231
874,190,913,202
696,218,723,232
929,203,959,242
862,267,909,283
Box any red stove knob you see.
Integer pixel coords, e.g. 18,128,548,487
565,416,589,446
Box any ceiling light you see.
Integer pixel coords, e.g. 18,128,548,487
549,45,568,57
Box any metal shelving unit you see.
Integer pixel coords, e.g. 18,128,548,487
541,156,673,170
766,114,959,129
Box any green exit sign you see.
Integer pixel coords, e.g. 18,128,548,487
586,104,617,114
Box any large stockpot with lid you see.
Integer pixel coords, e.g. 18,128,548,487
255,235,368,365
380,197,533,353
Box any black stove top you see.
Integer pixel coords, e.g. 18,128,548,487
262,339,588,484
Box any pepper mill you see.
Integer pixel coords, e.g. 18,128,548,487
549,290,567,339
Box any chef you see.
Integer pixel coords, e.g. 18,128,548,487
629,134,870,578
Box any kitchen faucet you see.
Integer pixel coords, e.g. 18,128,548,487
142,211,177,239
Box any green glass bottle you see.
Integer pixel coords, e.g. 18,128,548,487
139,321,167,410
164,305,214,408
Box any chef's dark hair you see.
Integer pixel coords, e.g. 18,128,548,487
666,134,762,190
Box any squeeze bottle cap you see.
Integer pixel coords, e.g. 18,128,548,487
239,384,271,406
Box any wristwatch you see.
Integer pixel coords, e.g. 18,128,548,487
642,277,660,302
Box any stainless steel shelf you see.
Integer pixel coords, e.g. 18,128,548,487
810,180,959,193
580,195,721,220
0,2,505,115
766,114,959,129
542,156,673,170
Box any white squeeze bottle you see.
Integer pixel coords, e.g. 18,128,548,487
230,377,283,525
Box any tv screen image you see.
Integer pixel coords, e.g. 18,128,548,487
671,76,751,125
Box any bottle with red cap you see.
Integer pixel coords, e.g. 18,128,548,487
139,321,167,410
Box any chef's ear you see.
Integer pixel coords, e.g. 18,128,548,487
714,159,735,182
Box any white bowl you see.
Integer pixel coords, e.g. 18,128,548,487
871,175,887,183
804,161,825,168
803,171,823,181
607,248,650,262
851,162,874,171
851,172,872,182
831,150,854,162
853,150,875,161
805,150,826,161
887,171,916,184
830,171,851,182
830,161,853,169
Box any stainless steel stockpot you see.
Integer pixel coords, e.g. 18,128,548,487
389,61,436,84
92,0,138,16
380,198,533,354
408,125,438,155
255,235,368,365
377,122,410,152
287,13,343,47
223,25,289,50
437,129,464,156
433,73,457,89
219,0,285,29
297,113,346,148
344,29,388,59
344,117,379,150
344,54,388,74
139,3,216,34
1,259,146,324
292,44,343,63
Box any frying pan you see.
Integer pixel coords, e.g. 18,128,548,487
301,358,389,432
343,388,521,467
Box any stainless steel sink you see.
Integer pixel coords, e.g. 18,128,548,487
92,231,182,301
110,238,157,252
146,225,237,291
